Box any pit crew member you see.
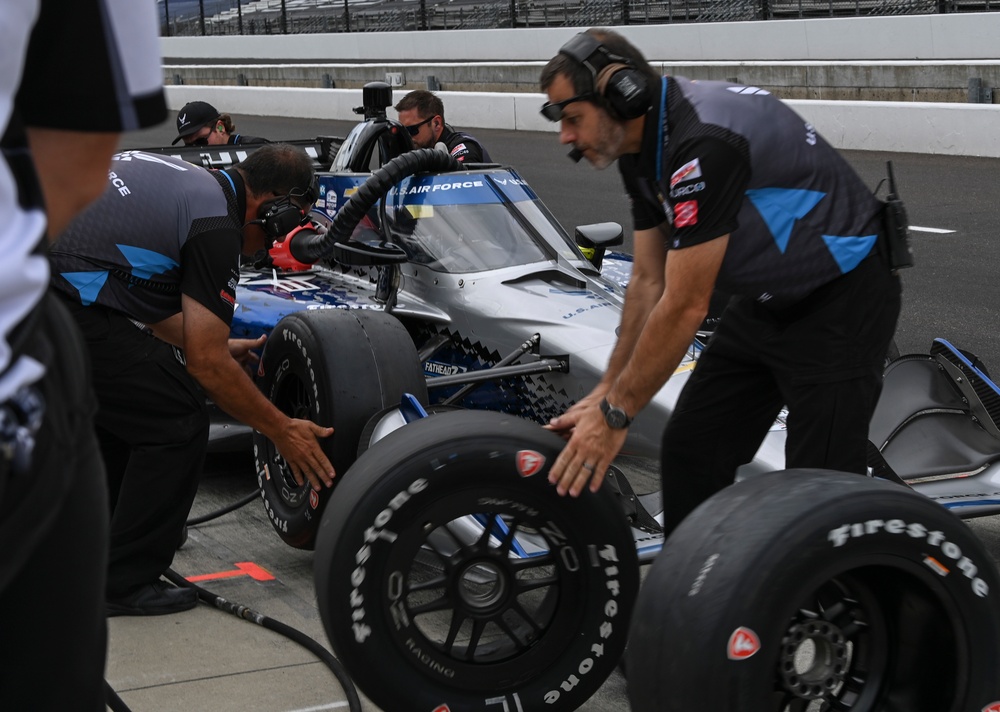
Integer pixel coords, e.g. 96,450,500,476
0,0,166,708
172,100,269,146
49,144,335,616
395,89,492,164
540,29,901,539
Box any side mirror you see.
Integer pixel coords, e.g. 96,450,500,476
575,222,624,270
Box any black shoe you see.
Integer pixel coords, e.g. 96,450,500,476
107,580,198,617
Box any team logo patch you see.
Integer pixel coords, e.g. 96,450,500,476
450,143,468,156
674,200,699,228
727,626,761,660
309,488,320,509
220,290,236,308
670,158,702,187
516,450,545,477
982,704,1000,712
432,706,451,712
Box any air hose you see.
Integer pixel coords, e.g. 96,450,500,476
163,569,363,712
105,491,362,712
289,147,460,263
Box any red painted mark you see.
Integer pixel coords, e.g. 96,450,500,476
186,562,276,583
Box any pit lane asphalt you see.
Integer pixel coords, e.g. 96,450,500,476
105,117,1000,711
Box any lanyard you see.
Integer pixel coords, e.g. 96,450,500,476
654,76,669,184
220,169,237,195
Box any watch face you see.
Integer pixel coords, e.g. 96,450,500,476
603,400,629,429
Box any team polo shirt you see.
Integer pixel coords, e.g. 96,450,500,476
619,76,884,308
440,125,492,164
49,152,243,327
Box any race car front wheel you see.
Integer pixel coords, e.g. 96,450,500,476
314,411,639,712
253,309,426,549
626,468,1000,712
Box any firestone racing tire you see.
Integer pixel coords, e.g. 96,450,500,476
626,469,1000,712
253,309,426,549
314,410,639,712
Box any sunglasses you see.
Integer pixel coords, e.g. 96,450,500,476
540,93,595,122
403,116,434,137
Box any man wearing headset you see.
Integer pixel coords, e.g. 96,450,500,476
540,29,901,536
49,144,335,617
394,89,492,164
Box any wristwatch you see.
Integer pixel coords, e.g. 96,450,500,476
600,398,632,429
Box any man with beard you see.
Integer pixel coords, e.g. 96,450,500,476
538,29,901,537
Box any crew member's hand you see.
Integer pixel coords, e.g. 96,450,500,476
545,386,609,441
229,335,267,375
546,401,627,497
274,418,336,490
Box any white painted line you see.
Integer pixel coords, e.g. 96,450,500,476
910,226,956,234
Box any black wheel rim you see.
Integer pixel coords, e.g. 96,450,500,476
376,488,590,689
771,560,967,712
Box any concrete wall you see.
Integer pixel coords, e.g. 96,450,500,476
161,12,1000,62
160,13,1000,157
164,84,1000,158
163,59,1000,103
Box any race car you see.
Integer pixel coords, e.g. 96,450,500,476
143,84,1000,712
210,84,788,550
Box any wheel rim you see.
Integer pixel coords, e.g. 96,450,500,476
772,562,966,712
377,489,589,688
268,362,313,505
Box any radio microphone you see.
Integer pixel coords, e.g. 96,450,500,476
568,147,584,163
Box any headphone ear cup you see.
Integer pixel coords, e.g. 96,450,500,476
258,200,304,239
597,64,651,121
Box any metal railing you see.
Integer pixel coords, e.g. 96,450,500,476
159,0,997,35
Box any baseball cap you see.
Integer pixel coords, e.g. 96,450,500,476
172,101,220,145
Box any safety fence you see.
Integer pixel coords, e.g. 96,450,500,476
160,0,997,35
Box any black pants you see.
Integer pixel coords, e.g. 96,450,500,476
660,251,902,537
59,296,209,598
0,293,108,711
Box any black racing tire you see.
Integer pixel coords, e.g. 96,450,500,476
315,411,639,712
626,469,1000,712
253,309,426,549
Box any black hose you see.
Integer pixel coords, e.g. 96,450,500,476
290,147,460,263
186,488,258,526
105,679,132,712
163,569,363,712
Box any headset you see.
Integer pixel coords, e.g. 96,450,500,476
557,33,651,121
246,174,320,240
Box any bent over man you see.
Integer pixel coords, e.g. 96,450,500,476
50,144,336,616
540,29,901,536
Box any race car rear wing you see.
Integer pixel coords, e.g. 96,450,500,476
132,136,344,171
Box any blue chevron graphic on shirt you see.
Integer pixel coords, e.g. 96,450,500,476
746,187,826,253
822,233,877,273
117,245,179,280
62,271,109,306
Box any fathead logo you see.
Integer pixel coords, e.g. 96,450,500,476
727,627,761,660
674,200,699,228
516,450,545,477
983,704,1000,712
309,489,320,509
